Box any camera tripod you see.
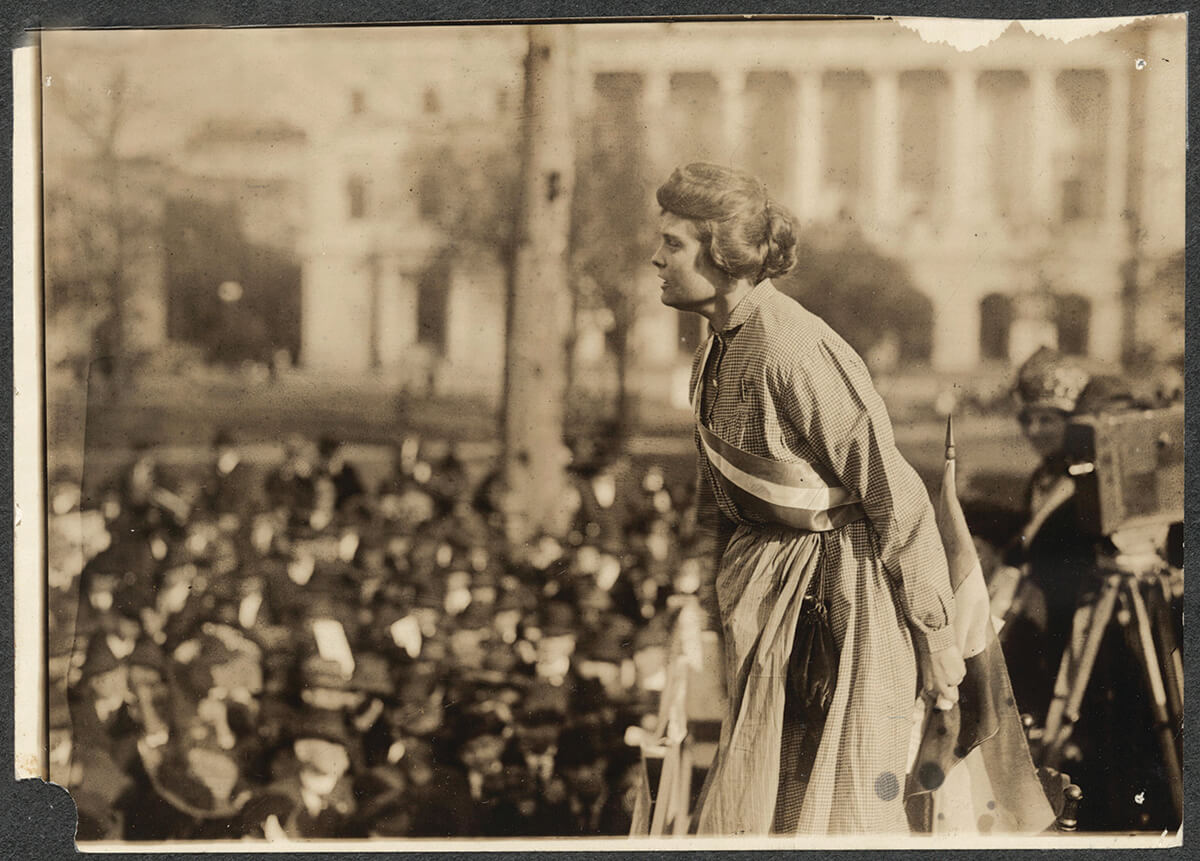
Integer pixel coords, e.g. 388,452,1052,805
1034,529,1183,825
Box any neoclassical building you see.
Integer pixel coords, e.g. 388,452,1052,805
293,18,1184,400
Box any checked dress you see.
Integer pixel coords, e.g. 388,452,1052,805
689,281,956,835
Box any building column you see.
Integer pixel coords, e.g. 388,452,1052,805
793,70,823,220
717,68,746,163
1106,65,1131,234
949,68,978,225
931,279,982,372
1029,68,1058,225
871,70,900,228
641,67,671,187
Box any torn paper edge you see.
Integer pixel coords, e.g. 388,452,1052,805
894,14,1184,52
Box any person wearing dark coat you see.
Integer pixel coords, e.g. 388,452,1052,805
989,347,1097,723
317,434,367,514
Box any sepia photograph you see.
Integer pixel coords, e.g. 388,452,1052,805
14,13,1186,850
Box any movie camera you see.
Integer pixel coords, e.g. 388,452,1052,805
1034,402,1183,824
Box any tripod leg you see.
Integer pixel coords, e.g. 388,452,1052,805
1125,580,1184,824
1042,577,1119,768
1151,574,1184,728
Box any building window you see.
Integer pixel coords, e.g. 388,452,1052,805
416,258,450,355
423,87,441,115
350,89,365,115
347,175,368,220
978,71,1032,225
1056,70,1109,224
980,293,1014,360
821,71,872,220
899,71,949,222
1054,293,1091,356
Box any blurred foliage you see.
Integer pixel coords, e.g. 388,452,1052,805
409,136,520,260
162,197,300,367
568,78,656,428
774,225,933,364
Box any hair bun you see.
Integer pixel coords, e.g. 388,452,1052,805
760,200,797,280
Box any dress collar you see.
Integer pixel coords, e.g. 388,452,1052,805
711,280,775,336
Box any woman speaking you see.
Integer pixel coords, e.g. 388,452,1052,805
650,163,963,835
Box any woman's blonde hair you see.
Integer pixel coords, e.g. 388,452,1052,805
656,162,797,281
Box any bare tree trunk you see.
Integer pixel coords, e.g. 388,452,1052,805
502,25,576,544
105,150,126,398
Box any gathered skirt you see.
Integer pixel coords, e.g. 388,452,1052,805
694,520,921,835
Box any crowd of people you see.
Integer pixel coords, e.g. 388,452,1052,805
54,426,712,841
48,345,1183,840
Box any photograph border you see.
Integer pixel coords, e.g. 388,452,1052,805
7,2,1196,857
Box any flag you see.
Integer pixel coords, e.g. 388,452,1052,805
629,596,703,836
905,415,1056,834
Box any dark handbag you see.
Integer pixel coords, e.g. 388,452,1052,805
787,563,840,721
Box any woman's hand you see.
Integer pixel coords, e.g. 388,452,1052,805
919,643,966,710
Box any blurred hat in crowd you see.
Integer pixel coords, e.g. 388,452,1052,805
1014,347,1090,414
291,706,351,747
212,427,237,450
83,538,154,582
542,600,577,637
555,726,605,770
579,620,633,665
349,652,395,698
519,682,569,724
301,653,352,691
128,636,166,676
317,433,343,459
455,702,511,744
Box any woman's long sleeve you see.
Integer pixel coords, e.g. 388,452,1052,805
781,338,957,653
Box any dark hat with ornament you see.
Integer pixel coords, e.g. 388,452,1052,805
1014,346,1090,414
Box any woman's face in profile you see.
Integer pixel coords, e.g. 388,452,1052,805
651,213,726,314
1018,407,1069,459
